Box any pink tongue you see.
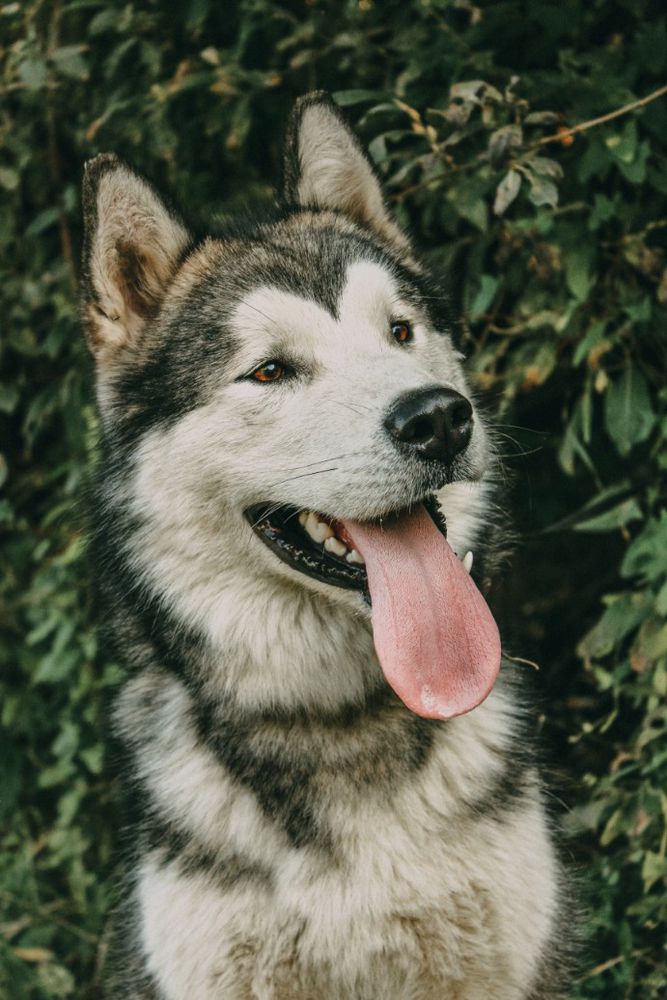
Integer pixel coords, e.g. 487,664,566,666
342,506,501,720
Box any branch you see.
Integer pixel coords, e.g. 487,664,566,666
391,82,667,202
533,82,667,149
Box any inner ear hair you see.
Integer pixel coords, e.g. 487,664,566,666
81,154,191,364
283,92,413,259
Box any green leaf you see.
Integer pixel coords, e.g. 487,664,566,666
606,120,637,164
488,125,522,167
604,368,655,456
0,167,19,191
573,320,608,366
589,193,617,230
524,111,559,126
578,593,650,661
527,175,558,209
24,206,60,239
450,185,488,230
333,89,385,106
470,275,499,320
527,156,563,180
618,141,650,184
621,514,667,581
493,169,521,216
642,850,667,892
36,962,76,997
18,58,47,90
52,45,89,81
0,383,20,413
367,134,387,164
565,244,595,301
574,497,643,533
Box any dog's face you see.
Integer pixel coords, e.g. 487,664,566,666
83,93,500,719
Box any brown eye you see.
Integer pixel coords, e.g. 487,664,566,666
391,320,413,344
251,361,287,383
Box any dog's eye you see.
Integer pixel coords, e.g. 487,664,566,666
250,361,289,383
391,320,413,344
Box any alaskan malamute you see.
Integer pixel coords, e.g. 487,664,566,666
82,92,572,998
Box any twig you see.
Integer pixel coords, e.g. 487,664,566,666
0,889,99,945
577,954,625,982
532,82,667,150
390,154,485,202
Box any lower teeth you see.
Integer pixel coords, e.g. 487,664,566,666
298,510,365,566
324,536,347,557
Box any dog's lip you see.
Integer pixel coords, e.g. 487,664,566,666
243,496,447,595
244,503,369,594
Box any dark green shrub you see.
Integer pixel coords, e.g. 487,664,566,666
1,2,665,995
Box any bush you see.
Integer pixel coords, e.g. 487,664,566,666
1,1,665,996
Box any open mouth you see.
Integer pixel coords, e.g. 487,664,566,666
244,495,449,595
244,493,499,722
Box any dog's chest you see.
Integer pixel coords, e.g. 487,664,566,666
137,727,553,1000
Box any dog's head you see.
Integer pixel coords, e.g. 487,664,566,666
82,92,501,719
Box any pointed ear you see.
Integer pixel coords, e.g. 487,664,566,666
283,92,412,257
81,154,191,365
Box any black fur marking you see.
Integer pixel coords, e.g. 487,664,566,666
196,703,329,851
103,889,164,1000
467,757,535,822
142,809,273,890
195,692,438,851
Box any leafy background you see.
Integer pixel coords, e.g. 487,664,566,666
1,0,666,996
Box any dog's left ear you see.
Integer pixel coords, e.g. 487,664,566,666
283,92,412,258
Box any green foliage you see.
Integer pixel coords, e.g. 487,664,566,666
1,0,666,995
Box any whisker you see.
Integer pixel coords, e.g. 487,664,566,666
495,445,543,460
283,456,348,472
336,400,374,414
495,422,547,435
280,450,364,473
266,467,340,490
337,402,367,417
241,301,281,328
249,501,290,529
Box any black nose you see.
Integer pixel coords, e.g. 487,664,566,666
384,387,473,464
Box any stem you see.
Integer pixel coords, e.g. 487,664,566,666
533,82,667,149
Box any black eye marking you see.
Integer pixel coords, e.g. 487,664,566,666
391,320,414,345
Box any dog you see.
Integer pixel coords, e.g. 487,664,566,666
81,91,572,999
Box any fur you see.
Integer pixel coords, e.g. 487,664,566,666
81,92,574,998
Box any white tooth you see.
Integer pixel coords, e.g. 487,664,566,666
346,548,365,565
304,512,319,539
324,536,347,557
298,511,308,527
462,551,473,574
304,513,332,543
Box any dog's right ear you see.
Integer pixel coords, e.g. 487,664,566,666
81,154,191,366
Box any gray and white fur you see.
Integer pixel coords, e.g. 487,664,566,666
81,92,574,999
